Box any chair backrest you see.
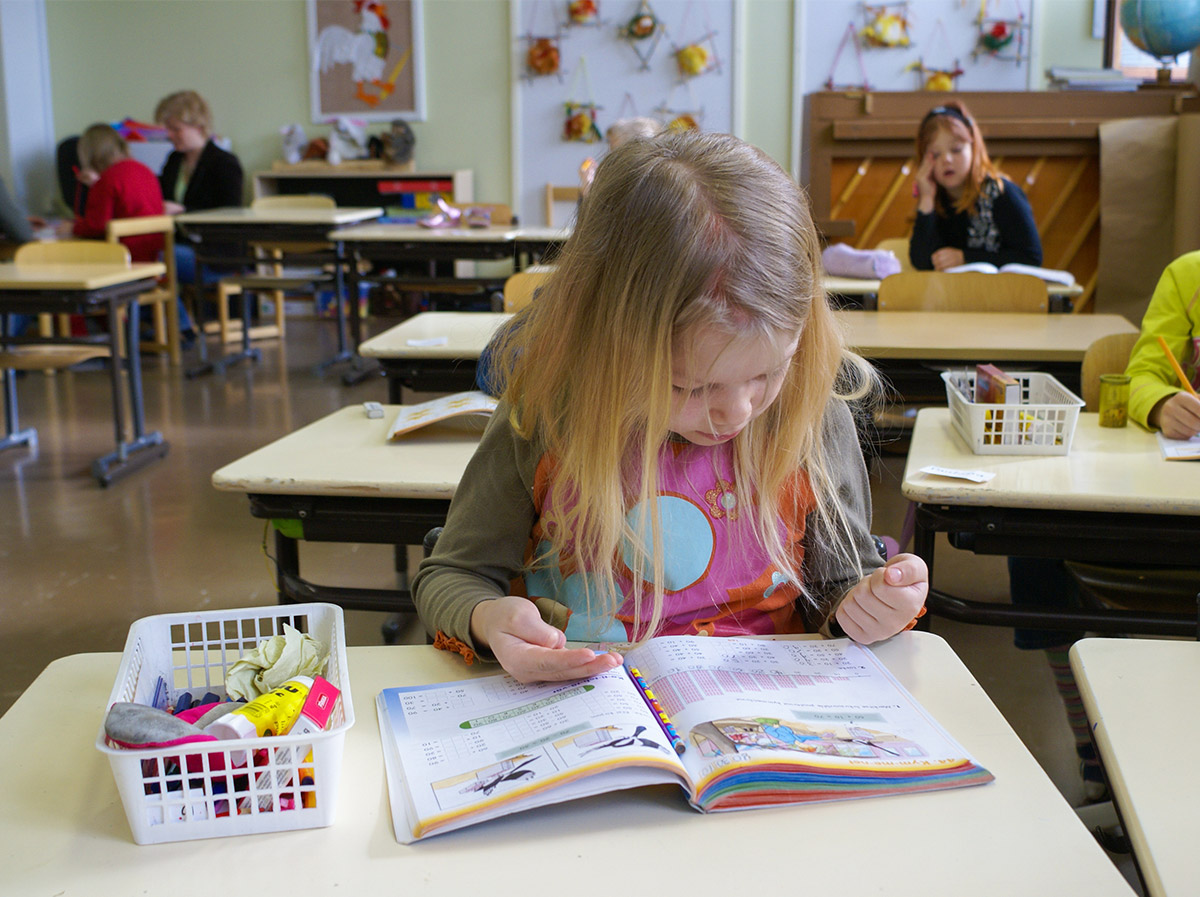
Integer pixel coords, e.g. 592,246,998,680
874,237,914,274
251,194,336,210
544,184,580,227
106,215,176,296
1080,331,1139,412
503,269,552,312
15,240,130,266
876,271,1048,312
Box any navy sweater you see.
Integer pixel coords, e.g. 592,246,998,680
909,176,1042,270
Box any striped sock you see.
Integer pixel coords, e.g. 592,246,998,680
1045,647,1102,780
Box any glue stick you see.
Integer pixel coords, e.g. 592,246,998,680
204,676,313,765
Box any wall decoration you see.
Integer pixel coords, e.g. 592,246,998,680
562,57,603,143
655,81,704,132
859,3,911,48
622,0,665,71
905,57,965,91
825,22,872,91
308,0,425,121
566,0,601,26
973,0,1029,62
527,35,563,78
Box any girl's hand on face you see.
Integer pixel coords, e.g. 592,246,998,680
1156,391,1200,440
470,595,624,683
931,247,965,271
835,554,929,645
915,152,937,210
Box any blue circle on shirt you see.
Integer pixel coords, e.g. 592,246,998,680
622,495,713,591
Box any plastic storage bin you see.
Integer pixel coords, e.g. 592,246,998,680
95,603,354,844
942,370,1084,455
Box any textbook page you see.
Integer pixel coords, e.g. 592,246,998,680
1157,430,1200,461
944,262,1075,285
623,637,991,810
377,667,687,841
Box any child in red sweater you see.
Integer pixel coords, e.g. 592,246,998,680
68,123,164,262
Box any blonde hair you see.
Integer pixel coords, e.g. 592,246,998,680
77,123,128,173
154,90,213,136
495,130,876,641
606,117,662,149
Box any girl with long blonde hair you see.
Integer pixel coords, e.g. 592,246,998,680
414,131,928,682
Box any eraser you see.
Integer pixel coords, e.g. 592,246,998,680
363,401,384,419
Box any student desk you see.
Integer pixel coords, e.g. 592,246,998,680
0,633,1135,895
902,407,1200,635
1070,637,1198,897
824,274,1086,311
175,206,383,373
358,310,1138,402
211,404,481,616
0,261,169,485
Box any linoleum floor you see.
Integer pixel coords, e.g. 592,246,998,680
0,318,1139,890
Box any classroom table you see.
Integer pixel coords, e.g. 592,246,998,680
824,273,1086,310
175,206,383,374
358,309,1138,401
1070,637,1197,897
902,407,1200,635
0,261,169,485
211,404,482,618
328,223,570,386
0,633,1136,895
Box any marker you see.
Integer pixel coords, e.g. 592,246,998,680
628,667,685,754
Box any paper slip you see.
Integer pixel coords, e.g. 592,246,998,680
405,336,448,347
920,465,996,484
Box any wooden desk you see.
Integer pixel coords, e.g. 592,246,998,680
0,634,1134,894
0,261,169,484
358,310,1138,401
176,206,383,373
902,407,1200,635
212,404,481,615
825,274,1085,305
1070,638,1198,897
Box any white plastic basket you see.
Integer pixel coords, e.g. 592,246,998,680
942,370,1084,455
95,603,354,844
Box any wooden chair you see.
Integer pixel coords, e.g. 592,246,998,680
1080,331,1139,412
106,216,181,364
502,268,552,312
876,271,1048,312
874,237,914,274
214,195,336,344
544,185,580,227
15,240,131,352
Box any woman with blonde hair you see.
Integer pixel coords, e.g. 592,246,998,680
909,100,1041,272
154,90,242,214
415,130,928,682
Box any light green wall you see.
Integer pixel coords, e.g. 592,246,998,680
42,0,1108,205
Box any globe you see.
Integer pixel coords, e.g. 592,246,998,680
1119,0,1200,61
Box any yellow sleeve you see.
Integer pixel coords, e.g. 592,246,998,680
1126,252,1200,430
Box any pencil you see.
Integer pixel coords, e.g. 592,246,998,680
628,667,686,754
1157,336,1199,398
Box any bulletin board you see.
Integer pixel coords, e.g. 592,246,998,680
511,0,738,226
803,0,1035,95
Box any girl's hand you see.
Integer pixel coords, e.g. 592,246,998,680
931,247,965,271
836,554,929,645
470,595,623,683
76,167,99,187
914,152,937,212
55,219,75,238
163,200,185,215
1153,391,1200,440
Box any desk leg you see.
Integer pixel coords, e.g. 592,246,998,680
271,526,416,616
341,244,380,387
208,288,261,375
314,246,354,375
92,297,168,486
0,316,37,452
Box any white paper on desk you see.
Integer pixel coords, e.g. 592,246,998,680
920,465,996,484
1157,431,1200,461
405,336,448,347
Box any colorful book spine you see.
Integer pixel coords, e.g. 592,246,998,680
628,667,685,755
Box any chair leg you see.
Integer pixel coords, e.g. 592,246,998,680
217,281,238,345
273,289,285,337
164,296,181,365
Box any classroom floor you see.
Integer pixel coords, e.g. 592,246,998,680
0,318,1139,890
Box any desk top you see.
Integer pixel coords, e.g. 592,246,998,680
1071,638,1198,897
359,310,1137,364
176,206,383,226
211,404,482,497
902,407,1200,515
328,223,572,244
0,261,166,291
824,273,1085,299
0,634,1132,894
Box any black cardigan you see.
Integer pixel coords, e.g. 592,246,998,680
159,140,244,210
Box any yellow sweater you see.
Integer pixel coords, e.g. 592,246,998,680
1126,250,1200,429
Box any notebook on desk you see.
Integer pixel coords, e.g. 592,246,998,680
1157,431,1200,461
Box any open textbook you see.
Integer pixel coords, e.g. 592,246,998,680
1158,430,1200,461
377,636,993,842
386,391,498,439
944,262,1076,286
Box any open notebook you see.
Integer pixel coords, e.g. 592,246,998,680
386,391,498,440
1157,431,1200,461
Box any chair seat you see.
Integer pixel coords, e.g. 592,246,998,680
1066,560,1200,614
0,346,109,371
221,274,334,291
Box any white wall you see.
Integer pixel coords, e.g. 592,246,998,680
0,0,57,215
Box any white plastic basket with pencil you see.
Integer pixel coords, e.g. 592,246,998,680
942,370,1084,456
95,603,353,844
